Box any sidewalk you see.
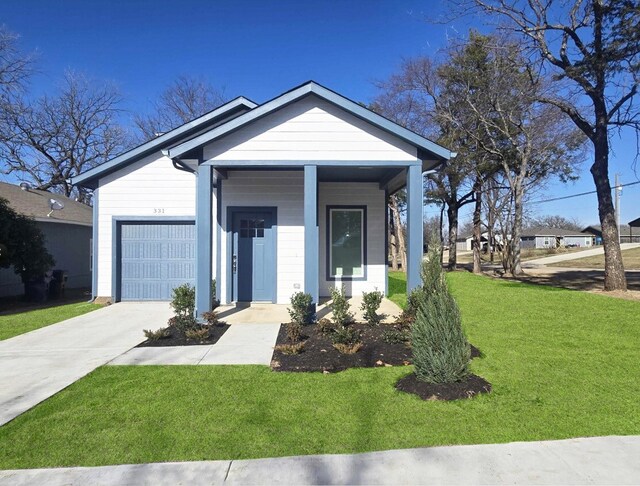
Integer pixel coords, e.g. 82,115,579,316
523,243,640,267
1,435,638,485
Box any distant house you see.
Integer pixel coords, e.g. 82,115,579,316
582,224,640,244
0,182,92,297
455,232,489,252
521,227,592,249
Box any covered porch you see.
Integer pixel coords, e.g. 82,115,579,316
192,161,428,317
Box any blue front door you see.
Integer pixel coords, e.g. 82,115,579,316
232,210,275,302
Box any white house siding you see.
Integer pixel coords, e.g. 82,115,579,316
96,153,197,297
563,236,592,247
203,97,418,162
319,182,386,298
220,170,304,304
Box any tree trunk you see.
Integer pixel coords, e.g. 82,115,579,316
390,195,407,272
446,202,459,270
472,177,483,274
591,129,627,290
510,179,524,276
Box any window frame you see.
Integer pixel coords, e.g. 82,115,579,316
326,205,367,281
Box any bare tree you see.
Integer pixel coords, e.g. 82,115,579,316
460,0,639,289
440,33,584,275
373,57,477,270
0,71,128,203
0,27,33,101
134,75,228,140
526,214,584,231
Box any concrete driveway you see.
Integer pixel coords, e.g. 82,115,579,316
0,302,172,426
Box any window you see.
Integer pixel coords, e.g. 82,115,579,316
328,207,366,279
240,218,265,238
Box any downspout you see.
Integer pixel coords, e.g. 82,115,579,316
162,149,195,174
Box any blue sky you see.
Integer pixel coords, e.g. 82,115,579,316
1,0,638,226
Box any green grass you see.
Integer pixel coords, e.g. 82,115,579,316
0,302,101,341
388,271,407,309
0,272,639,468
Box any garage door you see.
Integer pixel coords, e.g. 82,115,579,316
120,222,195,301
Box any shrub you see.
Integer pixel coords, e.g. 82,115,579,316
332,326,361,345
411,240,471,384
333,342,363,354
185,327,209,342
317,318,335,334
168,315,197,333
202,310,220,326
274,342,306,355
382,327,410,344
330,285,354,327
361,290,384,326
143,327,170,340
211,279,218,310
171,284,195,319
285,321,303,342
288,292,315,325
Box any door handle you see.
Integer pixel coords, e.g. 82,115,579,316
232,254,237,273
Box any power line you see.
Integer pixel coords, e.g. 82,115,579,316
528,180,640,205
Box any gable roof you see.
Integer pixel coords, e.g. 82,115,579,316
71,96,257,189
522,226,588,237
166,81,452,162
0,182,92,226
583,224,634,236
629,217,640,227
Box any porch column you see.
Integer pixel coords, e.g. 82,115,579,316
195,164,213,319
406,164,423,292
304,165,319,304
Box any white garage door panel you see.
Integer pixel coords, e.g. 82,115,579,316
120,222,195,301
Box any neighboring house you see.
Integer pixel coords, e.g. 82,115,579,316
582,224,640,244
0,182,92,297
521,227,592,249
71,81,452,316
455,233,489,252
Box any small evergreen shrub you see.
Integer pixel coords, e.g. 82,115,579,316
274,342,306,355
211,279,218,310
382,327,410,344
333,342,363,354
332,326,360,345
168,315,197,333
171,284,196,319
285,321,303,342
185,327,209,342
143,327,170,340
317,318,335,334
288,292,315,324
411,239,471,384
361,290,384,326
330,285,354,327
201,310,220,326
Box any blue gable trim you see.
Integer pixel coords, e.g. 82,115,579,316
168,81,452,162
71,97,257,189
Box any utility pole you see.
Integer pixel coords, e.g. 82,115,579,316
614,174,621,244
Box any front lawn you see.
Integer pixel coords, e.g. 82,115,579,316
549,246,640,269
0,301,101,341
0,272,638,468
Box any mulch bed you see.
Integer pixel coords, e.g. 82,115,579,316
271,323,482,373
395,373,492,401
137,323,229,347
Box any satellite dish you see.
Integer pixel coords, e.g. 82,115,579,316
48,198,65,217
19,181,30,191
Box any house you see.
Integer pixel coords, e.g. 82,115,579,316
521,227,592,249
582,224,640,244
0,182,92,297
71,81,452,316
455,233,489,252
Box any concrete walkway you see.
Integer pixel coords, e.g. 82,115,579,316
523,242,640,267
109,323,281,366
1,435,638,485
0,302,171,426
